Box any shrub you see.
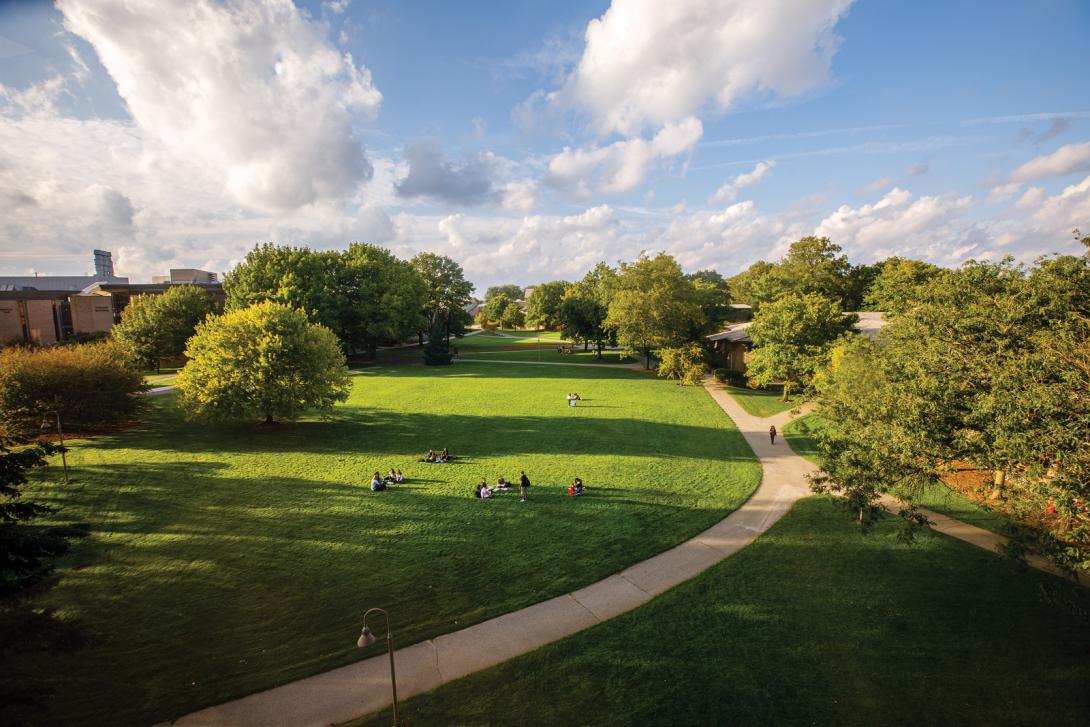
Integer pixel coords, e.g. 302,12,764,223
0,341,147,436
176,302,350,423
423,318,453,366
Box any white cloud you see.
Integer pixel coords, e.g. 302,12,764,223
546,116,703,195
556,0,854,137
57,0,382,211
988,182,1022,203
708,160,774,204
1008,142,1090,183
501,180,540,212
815,187,977,263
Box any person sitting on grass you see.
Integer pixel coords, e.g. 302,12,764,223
441,447,455,461
495,476,509,489
384,468,397,483
568,477,584,497
479,478,494,499
370,472,386,492
395,469,405,484
421,449,437,463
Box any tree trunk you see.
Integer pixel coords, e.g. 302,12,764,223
781,381,791,402
264,414,274,425
644,347,652,369
989,469,1007,500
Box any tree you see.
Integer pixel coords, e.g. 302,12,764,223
112,285,214,370
657,343,706,385
842,262,882,312
728,237,855,310
338,243,427,354
863,257,943,315
411,252,474,342
484,284,523,302
523,281,570,329
605,253,705,369
745,293,855,401
422,317,453,365
561,262,619,358
176,302,350,424
500,302,525,329
223,243,344,335
480,293,514,327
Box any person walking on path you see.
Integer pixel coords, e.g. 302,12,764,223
519,470,531,502
769,425,777,445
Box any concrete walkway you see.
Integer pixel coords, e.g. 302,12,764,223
159,379,1076,727
158,379,816,727
456,358,645,370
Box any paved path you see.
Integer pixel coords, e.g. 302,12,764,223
158,379,816,727
159,379,1076,727
456,357,645,370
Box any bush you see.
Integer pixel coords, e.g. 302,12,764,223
0,341,147,436
713,368,747,386
423,318,453,366
176,302,350,423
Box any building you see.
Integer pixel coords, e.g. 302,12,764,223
706,311,888,374
0,251,222,346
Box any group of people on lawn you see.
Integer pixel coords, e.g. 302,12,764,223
421,447,455,463
565,392,582,407
370,468,405,491
474,472,583,501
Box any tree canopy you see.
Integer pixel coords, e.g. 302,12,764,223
484,284,523,302
176,301,350,424
338,243,427,354
480,293,514,327
605,253,705,368
524,280,570,330
745,292,855,401
411,252,474,340
111,284,215,370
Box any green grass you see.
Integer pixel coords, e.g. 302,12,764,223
725,384,798,418
497,329,567,342
459,348,633,365
784,414,1010,536
357,497,1090,727
782,412,826,465
15,363,759,727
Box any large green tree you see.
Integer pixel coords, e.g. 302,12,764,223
176,302,350,424
223,244,343,334
523,280,570,330
605,253,705,368
338,243,427,354
862,257,943,315
811,251,1090,574
484,284,523,302
411,252,474,342
745,292,855,401
112,285,215,370
480,293,514,327
728,237,858,310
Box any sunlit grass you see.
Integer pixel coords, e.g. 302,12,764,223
725,384,796,417
17,363,759,726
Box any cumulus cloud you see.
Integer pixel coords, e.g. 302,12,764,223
815,187,977,263
1008,142,1090,183
708,160,774,204
395,140,496,205
546,116,703,195
501,180,540,212
555,0,854,137
57,0,382,211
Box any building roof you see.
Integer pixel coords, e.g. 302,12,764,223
705,313,888,344
0,274,128,292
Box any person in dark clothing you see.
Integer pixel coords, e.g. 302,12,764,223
769,425,777,444
519,470,531,502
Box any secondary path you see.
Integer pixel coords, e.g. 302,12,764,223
158,379,815,727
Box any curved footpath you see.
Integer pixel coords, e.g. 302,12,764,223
159,376,1070,727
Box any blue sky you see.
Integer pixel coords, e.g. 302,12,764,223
1,0,1088,290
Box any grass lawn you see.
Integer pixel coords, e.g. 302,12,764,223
497,329,568,342
357,497,1090,727
14,363,759,727
784,414,1010,536
459,348,633,365
725,384,798,418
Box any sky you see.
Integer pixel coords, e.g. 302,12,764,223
1,0,1088,292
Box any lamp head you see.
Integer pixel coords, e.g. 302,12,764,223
357,626,377,648
40,416,52,431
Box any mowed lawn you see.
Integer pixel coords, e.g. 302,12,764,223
357,497,1090,727
785,414,1009,535
15,363,759,727
725,384,798,417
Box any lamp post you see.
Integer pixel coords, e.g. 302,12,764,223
357,607,399,725
40,410,68,483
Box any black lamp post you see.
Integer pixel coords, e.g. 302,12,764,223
40,410,68,483
357,607,399,725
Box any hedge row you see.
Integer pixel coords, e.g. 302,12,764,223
0,341,148,436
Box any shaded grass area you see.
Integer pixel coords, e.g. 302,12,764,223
12,364,759,727
784,414,1010,536
459,348,632,365
357,497,1090,727
726,384,796,418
